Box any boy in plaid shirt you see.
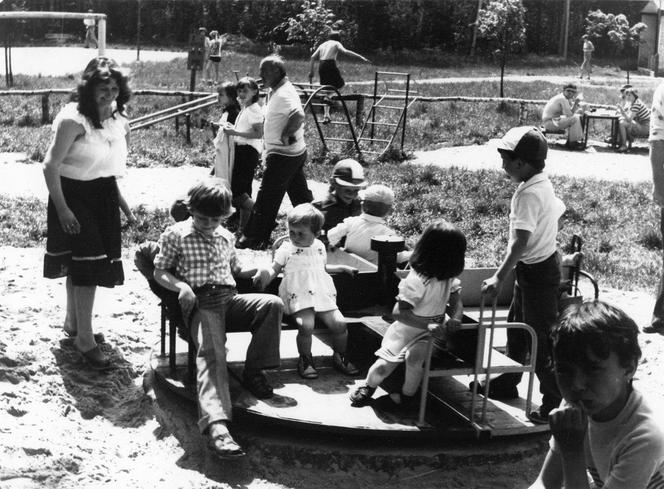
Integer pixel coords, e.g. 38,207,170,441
154,179,283,459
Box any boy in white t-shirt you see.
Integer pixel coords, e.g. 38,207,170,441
327,184,409,265
529,301,664,489
480,126,566,424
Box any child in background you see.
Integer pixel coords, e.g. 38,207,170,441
212,82,241,183
255,203,359,379
529,301,664,489
327,184,410,265
313,158,367,239
221,77,263,231
481,126,565,424
350,220,465,409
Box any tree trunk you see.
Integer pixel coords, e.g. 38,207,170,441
500,56,505,98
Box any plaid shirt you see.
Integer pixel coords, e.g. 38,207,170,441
154,218,238,288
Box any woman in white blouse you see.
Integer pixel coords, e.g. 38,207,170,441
43,57,134,370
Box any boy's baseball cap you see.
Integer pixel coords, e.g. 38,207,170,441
332,159,367,188
496,126,548,164
562,82,577,91
359,184,395,206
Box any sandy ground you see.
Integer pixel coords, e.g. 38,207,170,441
3,47,664,488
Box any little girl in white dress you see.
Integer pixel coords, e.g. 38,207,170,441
256,204,359,379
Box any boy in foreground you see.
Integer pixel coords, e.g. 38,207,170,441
153,179,283,459
481,126,565,424
529,301,664,489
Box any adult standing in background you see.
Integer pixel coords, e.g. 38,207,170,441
308,31,370,123
645,80,664,335
83,10,97,49
205,31,227,85
236,55,313,250
42,57,135,369
579,34,594,80
198,27,210,83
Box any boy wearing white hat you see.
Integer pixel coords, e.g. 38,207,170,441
327,183,409,265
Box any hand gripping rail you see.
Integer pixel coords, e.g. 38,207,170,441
418,296,538,436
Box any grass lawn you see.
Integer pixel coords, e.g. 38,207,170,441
1,51,660,294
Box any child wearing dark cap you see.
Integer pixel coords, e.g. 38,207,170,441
479,126,566,425
313,158,367,237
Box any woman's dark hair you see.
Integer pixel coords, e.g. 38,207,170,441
218,81,241,124
328,31,341,42
552,300,641,371
409,220,466,280
236,77,260,105
76,57,131,129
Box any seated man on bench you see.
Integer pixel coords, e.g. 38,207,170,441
542,82,585,150
149,179,283,459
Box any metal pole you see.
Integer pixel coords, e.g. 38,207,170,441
97,17,106,55
562,0,570,59
136,0,141,61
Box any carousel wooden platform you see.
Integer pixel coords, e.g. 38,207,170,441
148,244,549,441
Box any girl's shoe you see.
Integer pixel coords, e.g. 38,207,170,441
350,385,376,406
297,354,318,379
617,145,629,153
332,352,359,376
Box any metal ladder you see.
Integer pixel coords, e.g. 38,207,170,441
357,71,413,157
295,83,363,158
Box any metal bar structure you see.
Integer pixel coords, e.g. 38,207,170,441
129,93,218,131
0,11,107,56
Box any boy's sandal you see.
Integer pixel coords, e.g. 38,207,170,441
207,431,246,460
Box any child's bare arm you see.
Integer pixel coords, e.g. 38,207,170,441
116,183,136,225
529,449,564,489
326,264,358,276
154,268,196,314
482,229,530,297
251,262,282,291
547,404,590,489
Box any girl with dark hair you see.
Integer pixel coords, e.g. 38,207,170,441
221,77,263,230
43,57,135,370
350,220,467,409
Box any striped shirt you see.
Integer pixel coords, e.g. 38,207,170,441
630,98,651,125
154,218,238,288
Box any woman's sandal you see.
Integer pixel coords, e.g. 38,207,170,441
207,430,246,460
76,345,112,371
64,329,106,344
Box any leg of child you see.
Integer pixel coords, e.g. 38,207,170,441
618,120,628,150
72,284,97,352
402,340,428,398
293,308,318,378
318,309,358,375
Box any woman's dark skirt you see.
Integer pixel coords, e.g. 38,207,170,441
319,59,344,89
44,176,124,287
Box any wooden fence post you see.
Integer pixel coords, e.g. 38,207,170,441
356,95,364,128
518,102,528,126
41,93,50,124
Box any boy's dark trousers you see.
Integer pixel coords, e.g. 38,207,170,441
489,252,562,412
652,208,664,322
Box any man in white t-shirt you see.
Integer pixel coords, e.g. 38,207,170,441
236,55,313,250
644,81,664,335
83,11,97,49
480,126,566,424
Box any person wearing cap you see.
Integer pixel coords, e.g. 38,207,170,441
480,126,565,425
542,83,585,150
327,184,410,265
83,10,97,49
42,57,136,370
313,158,367,238
645,81,664,335
579,34,594,80
236,55,313,250
616,88,650,152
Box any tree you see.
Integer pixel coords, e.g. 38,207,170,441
584,9,646,82
475,0,526,98
280,0,347,52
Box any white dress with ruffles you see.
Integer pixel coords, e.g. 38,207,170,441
274,239,338,315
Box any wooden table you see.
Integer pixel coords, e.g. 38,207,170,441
583,109,620,148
